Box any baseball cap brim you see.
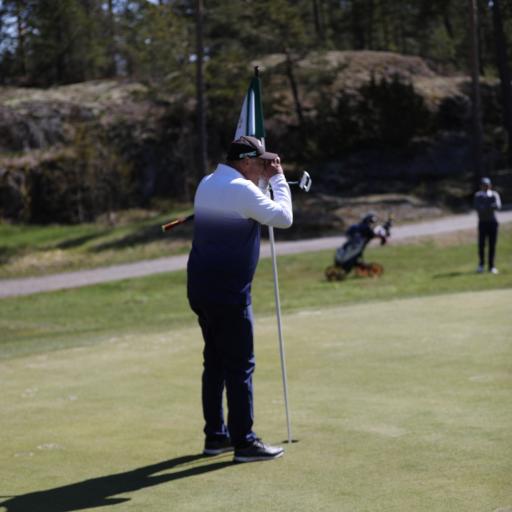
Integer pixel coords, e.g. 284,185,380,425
227,135,279,161
259,151,278,160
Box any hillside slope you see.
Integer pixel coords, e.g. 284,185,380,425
0,51,507,225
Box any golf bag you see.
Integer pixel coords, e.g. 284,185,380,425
325,215,392,281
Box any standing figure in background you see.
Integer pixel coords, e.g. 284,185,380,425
474,177,502,274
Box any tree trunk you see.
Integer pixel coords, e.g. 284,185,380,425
351,0,365,49
312,0,323,42
398,4,407,53
382,1,391,48
15,0,26,76
107,0,117,76
468,0,484,186
55,10,65,83
366,0,374,49
195,0,208,179
443,8,454,39
284,47,305,130
81,0,95,80
491,0,512,166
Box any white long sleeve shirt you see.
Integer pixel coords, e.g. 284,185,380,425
187,163,293,305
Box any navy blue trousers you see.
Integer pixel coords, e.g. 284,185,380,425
189,301,257,447
478,221,498,269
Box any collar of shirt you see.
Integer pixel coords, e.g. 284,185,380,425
215,163,245,180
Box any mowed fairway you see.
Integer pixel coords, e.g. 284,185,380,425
0,288,511,512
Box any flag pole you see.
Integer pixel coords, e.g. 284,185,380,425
235,67,292,443
268,223,293,444
254,67,292,444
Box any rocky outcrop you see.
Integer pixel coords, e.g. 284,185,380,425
0,52,507,224
0,80,194,222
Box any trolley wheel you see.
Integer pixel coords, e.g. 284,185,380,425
367,262,384,277
354,263,370,277
325,265,347,281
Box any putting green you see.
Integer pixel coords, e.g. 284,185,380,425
0,288,511,511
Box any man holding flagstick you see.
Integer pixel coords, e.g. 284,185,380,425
187,73,293,462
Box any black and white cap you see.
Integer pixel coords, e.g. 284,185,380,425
227,135,278,161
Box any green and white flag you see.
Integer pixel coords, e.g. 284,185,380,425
234,74,266,141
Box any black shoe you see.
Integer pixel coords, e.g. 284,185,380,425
203,436,233,456
234,438,284,463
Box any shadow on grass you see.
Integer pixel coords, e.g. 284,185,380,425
432,271,477,279
54,232,109,250
0,247,15,264
0,453,232,512
91,224,191,252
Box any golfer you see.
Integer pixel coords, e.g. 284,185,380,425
187,135,293,462
474,177,502,274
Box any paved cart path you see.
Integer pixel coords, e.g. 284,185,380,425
2,211,512,298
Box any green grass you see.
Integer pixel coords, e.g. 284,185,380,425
0,227,510,511
1,225,511,360
0,205,193,278
0,289,510,511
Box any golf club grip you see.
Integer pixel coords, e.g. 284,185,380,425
161,214,194,232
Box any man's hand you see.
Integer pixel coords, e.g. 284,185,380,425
262,156,283,180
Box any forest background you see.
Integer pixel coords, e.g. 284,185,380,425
0,0,511,227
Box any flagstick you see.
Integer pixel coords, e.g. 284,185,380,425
261,119,292,443
238,67,292,443
268,225,293,444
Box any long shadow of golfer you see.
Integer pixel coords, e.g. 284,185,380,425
0,454,232,512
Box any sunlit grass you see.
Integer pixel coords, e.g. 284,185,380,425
0,289,510,512
1,226,511,360
0,205,193,278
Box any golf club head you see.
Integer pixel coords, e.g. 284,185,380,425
298,171,312,192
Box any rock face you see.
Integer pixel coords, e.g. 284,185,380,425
0,52,506,224
0,80,192,223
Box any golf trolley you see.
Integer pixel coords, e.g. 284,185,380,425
325,215,392,281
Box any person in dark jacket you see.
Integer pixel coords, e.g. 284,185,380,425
187,136,293,462
474,177,502,274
